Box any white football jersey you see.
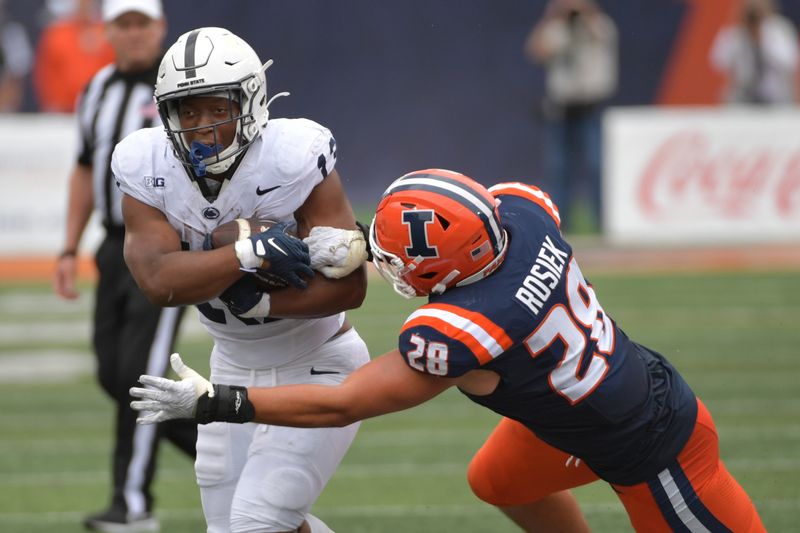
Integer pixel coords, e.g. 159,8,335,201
112,118,344,368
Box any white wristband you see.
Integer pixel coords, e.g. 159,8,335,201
238,292,271,318
234,239,263,271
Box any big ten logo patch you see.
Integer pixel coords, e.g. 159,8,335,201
145,176,166,188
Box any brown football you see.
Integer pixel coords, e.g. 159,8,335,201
208,217,292,291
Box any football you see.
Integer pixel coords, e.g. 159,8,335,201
208,217,293,291
207,217,278,249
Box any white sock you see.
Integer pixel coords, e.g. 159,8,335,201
305,513,334,533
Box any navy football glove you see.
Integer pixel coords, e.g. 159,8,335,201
234,222,314,289
218,275,271,318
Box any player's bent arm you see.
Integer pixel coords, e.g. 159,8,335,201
297,169,369,278
294,170,358,235
122,194,244,306
262,169,367,317
247,349,457,427
267,264,366,318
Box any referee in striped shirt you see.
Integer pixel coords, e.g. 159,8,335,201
53,1,197,531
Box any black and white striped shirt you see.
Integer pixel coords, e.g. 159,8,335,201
76,62,161,233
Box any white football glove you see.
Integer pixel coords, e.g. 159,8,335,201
130,353,214,424
303,226,368,279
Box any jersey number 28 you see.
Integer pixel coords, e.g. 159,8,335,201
524,258,615,404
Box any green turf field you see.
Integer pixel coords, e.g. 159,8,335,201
0,269,797,532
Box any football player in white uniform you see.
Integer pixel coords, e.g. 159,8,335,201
114,27,370,533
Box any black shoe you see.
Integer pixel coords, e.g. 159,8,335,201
83,507,160,532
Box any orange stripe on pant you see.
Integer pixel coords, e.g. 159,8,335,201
467,400,765,532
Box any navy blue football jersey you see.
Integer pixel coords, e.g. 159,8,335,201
397,183,697,485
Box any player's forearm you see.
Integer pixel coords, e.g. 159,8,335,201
268,266,367,318
130,351,446,429
244,351,445,427
247,384,361,427
127,245,244,306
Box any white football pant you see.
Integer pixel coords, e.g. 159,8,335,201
195,328,370,532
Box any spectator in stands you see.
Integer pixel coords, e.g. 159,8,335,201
33,0,114,112
524,0,617,234
0,0,34,112
711,0,798,105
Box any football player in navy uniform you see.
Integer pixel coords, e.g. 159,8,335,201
132,169,766,532
116,27,371,533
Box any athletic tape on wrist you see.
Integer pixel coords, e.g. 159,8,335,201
234,239,262,271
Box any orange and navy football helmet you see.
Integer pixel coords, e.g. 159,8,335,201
370,169,508,298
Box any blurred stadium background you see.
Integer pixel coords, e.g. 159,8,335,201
1,1,799,532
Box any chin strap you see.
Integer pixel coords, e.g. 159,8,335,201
431,269,461,295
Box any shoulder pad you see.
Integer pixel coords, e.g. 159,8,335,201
489,182,562,228
398,302,514,377
269,118,337,179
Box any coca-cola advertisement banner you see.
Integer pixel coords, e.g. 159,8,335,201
604,108,800,245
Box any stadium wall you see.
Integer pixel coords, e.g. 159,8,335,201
7,1,800,206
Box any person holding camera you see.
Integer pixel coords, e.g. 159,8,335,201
524,0,618,234
711,0,798,105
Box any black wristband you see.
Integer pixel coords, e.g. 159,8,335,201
355,220,373,262
195,384,256,424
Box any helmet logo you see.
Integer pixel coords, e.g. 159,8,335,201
402,210,439,258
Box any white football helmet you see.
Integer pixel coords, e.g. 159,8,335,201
155,27,277,176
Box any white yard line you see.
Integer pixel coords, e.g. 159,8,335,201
2,457,800,488
0,292,92,314
1,499,798,524
0,322,92,344
0,309,209,382
0,350,91,382
0,316,208,345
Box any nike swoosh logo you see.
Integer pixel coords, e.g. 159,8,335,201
256,185,281,196
267,237,288,256
310,367,340,375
